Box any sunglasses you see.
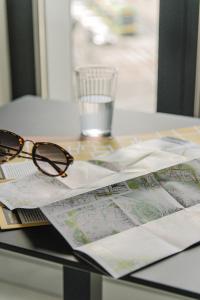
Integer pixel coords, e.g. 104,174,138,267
0,129,74,177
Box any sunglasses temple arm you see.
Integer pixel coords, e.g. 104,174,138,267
21,150,67,164
19,152,63,173
0,149,63,174
0,144,73,165
0,145,73,173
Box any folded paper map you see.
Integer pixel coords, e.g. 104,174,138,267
1,136,200,278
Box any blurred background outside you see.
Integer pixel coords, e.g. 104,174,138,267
72,0,159,113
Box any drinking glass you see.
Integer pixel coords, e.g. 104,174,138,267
75,65,118,137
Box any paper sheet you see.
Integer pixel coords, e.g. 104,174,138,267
0,173,70,209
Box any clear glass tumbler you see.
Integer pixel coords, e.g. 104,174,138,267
75,65,118,137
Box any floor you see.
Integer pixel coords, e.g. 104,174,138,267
0,278,186,300
0,281,61,300
0,250,187,300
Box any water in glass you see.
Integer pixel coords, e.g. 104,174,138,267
79,95,114,137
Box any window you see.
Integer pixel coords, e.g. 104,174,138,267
5,0,199,116
72,0,159,112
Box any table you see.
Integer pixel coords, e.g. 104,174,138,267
1,96,200,300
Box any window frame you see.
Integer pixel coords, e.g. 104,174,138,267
157,0,200,116
6,0,36,100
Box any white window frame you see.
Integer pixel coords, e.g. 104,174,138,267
33,0,73,102
0,0,11,105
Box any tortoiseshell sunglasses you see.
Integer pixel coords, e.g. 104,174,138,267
0,129,74,177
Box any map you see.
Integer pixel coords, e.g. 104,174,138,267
2,134,200,278
42,152,200,277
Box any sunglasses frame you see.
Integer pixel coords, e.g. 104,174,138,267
0,129,74,177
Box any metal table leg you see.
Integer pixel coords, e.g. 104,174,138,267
63,266,102,300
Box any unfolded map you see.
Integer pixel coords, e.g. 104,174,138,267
1,136,200,277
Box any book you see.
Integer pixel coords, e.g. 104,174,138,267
0,203,48,230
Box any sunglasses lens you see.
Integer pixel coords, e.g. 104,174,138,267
34,143,69,176
0,130,22,163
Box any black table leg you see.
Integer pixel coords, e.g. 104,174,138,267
63,266,102,300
